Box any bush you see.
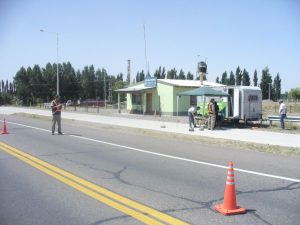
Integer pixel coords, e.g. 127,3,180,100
0,93,13,105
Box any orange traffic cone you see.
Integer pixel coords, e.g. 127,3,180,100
214,161,246,216
2,119,8,134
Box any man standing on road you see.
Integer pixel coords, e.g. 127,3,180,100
208,98,216,130
188,106,200,130
51,95,63,135
279,100,287,129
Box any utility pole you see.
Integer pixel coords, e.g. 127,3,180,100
104,74,106,108
108,78,112,103
269,83,272,101
127,59,131,84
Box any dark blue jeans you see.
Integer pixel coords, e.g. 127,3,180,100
280,114,286,129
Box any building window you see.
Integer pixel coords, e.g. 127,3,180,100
190,96,197,105
132,93,142,104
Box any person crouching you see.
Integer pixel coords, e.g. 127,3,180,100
188,106,200,131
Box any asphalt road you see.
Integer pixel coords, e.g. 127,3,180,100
0,114,299,225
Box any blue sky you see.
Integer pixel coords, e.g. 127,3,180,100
0,0,299,92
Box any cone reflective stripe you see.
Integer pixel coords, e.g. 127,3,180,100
1,119,8,134
214,161,246,216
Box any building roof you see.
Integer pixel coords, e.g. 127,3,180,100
177,86,230,96
114,86,155,93
114,79,225,93
158,79,225,87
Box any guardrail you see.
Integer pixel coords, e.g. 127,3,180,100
268,115,300,126
43,103,51,109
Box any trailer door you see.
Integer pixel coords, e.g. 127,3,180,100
233,89,240,117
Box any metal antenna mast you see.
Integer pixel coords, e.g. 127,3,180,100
143,24,149,76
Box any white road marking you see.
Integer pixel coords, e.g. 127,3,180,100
6,121,300,183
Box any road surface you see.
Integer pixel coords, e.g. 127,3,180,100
0,114,299,225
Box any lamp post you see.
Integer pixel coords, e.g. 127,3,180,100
40,29,59,96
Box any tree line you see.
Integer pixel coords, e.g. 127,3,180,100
216,66,285,101
1,62,299,105
136,67,202,82
0,62,126,105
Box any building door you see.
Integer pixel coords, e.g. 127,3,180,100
146,93,152,114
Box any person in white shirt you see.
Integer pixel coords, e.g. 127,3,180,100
279,100,287,129
188,106,200,129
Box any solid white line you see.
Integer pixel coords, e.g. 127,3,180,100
6,121,300,183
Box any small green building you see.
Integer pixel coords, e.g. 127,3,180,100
115,79,224,116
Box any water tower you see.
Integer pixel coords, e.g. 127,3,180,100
197,61,207,85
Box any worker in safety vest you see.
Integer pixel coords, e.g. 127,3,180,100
51,95,63,135
207,98,216,130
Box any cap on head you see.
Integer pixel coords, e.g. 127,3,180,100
279,100,283,103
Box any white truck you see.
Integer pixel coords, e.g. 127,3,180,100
220,86,262,122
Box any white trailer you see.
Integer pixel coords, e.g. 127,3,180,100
221,86,262,122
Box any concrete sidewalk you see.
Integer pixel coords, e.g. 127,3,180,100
1,106,300,148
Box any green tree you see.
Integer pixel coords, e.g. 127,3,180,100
140,70,146,82
154,66,162,79
136,70,145,82
253,69,258,86
112,80,127,102
161,67,166,79
43,63,56,99
221,71,228,85
81,65,96,99
260,67,272,100
95,69,102,100
167,68,177,79
32,64,45,102
288,87,300,100
273,73,281,101
242,69,250,86
178,69,185,79
61,62,79,101
0,92,13,105
93,69,110,102
1,80,4,92
14,67,31,105
186,72,193,80
228,71,235,85
235,66,242,85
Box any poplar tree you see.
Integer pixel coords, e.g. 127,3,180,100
273,73,281,101
235,66,242,85
178,69,186,79
228,71,235,85
253,69,258,86
221,71,228,85
260,67,272,100
242,69,250,86
186,72,193,80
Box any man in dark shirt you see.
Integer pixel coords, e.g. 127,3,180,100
50,95,63,135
